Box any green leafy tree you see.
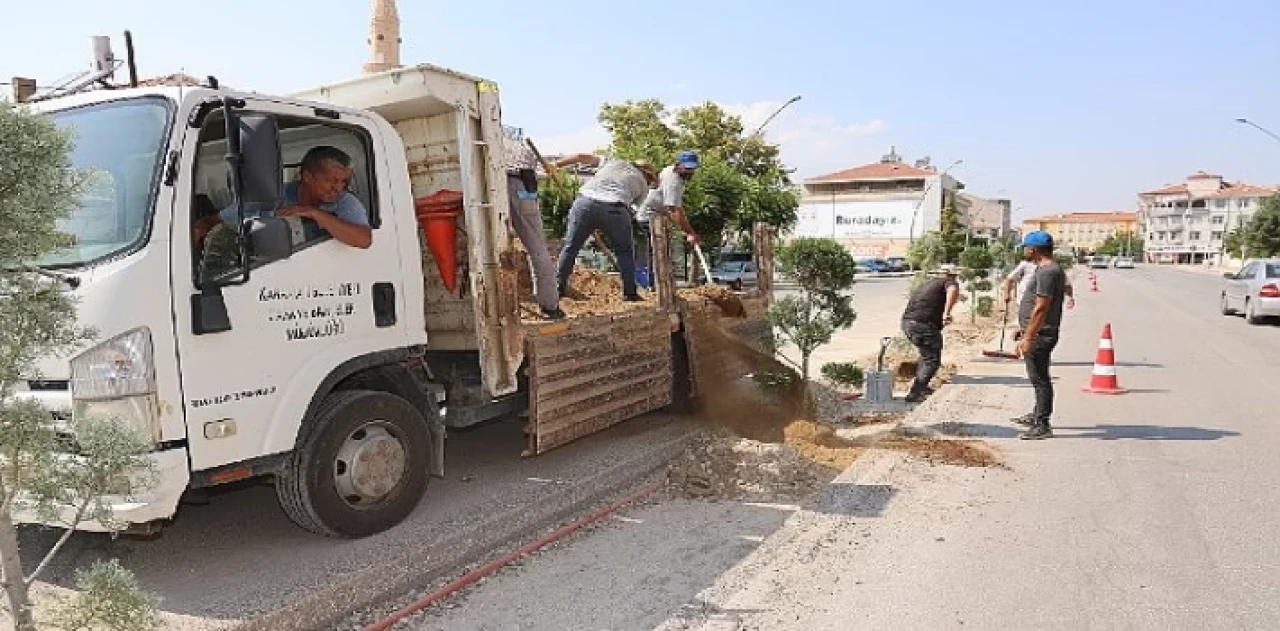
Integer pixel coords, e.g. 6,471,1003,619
906,231,946,278
1094,231,1144,257
537,172,581,238
1241,195,1280,258
0,102,159,630
986,235,1020,276
595,99,799,248
597,99,677,166
958,245,995,323
769,239,857,405
938,200,966,264
1224,225,1246,260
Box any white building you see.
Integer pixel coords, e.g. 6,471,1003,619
1139,171,1277,265
793,148,964,258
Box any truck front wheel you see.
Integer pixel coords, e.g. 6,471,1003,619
276,390,430,538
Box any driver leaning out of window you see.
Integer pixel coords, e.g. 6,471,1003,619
196,145,372,249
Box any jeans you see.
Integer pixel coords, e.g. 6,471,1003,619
1023,329,1060,428
507,174,558,312
901,319,943,394
556,195,638,297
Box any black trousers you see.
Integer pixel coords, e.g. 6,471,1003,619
1023,329,1060,427
902,319,943,394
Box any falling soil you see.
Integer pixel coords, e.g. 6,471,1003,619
874,434,1005,469
666,321,863,501
679,284,747,318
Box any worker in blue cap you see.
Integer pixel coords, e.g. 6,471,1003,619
1012,230,1067,440
634,151,702,287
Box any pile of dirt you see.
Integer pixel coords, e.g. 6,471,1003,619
667,326,863,501
874,434,1005,469
678,284,747,318
667,430,840,501
509,253,655,319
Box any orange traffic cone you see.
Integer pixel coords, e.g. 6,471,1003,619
1082,323,1128,395
1090,276,1100,293
415,191,465,293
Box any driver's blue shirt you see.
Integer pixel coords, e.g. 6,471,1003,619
218,181,369,226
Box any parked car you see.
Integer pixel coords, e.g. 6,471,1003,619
1088,256,1110,269
1220,258,1280,325
856,258,892,274
886,257,910,272
1114,256,1135,269
710,260,757,290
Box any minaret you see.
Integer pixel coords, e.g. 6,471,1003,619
363,0,402,74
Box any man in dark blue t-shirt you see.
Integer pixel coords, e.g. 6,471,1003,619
1012,230,1067,440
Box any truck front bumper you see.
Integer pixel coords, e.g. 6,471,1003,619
13,447,190,533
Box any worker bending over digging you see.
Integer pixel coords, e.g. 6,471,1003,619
553,153,658,301
635,151,702,284
502,127,566,320
899,264,961,403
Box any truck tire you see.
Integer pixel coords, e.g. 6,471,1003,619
276,390,430,538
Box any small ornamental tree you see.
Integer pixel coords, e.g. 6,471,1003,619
0,101,159,630
958,245,995,323
769,238,857,405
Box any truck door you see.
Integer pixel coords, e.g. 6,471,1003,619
171,99,411,472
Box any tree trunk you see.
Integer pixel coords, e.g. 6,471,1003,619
0,486,34,630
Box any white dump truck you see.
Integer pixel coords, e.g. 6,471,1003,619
16,60,773,538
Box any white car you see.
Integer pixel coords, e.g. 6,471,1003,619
1221,259,1280,325
1114,256,1135,269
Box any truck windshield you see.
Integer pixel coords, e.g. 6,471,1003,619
32,97,171,268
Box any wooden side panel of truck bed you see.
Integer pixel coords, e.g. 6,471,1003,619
524,309,674,455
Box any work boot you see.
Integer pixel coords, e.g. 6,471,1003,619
1019,424,1053,440
1010,413,1035,426
904,389,929,403
622,293,644,302
541,307,566,321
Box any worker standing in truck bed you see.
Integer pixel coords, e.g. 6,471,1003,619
552,153,657,301
502,126,565,320
635,151,702,284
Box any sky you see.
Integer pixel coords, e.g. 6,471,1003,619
3,0,1278,221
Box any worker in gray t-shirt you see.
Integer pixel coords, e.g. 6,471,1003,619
1003,259,1075,311
1012,230,1067,440
634,151,702,281
551,153,657,300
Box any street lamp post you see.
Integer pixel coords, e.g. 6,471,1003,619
909,159,963,245
1236,117,1280,144
751,96,802,137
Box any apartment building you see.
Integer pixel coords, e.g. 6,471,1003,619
1139,171,1277,265
958,193,1013,241
1020,212,1139,252
793,148,964,258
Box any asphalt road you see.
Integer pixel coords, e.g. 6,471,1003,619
396,264,1280,631
666,263,1280,630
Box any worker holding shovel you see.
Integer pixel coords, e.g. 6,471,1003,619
900,264,961,403
635,151,702,287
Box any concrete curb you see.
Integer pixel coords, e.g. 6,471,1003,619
232,423,699,631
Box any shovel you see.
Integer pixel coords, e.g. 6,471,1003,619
982,300,1020,360
692,242,715,286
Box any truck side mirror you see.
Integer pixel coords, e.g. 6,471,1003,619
232,113,282,205
247,216,294,264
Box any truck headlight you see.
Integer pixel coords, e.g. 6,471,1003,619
70,328,160,443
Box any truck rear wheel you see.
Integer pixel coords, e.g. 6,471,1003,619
276,390,430,538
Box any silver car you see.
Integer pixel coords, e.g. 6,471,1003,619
1221,258,1280,325
710,261,756,290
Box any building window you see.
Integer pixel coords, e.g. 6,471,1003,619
1190,231,1202,241
1212,215,1225,225
1212,231,1224,242
1238,198,1254,209
1213,199,1227,209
